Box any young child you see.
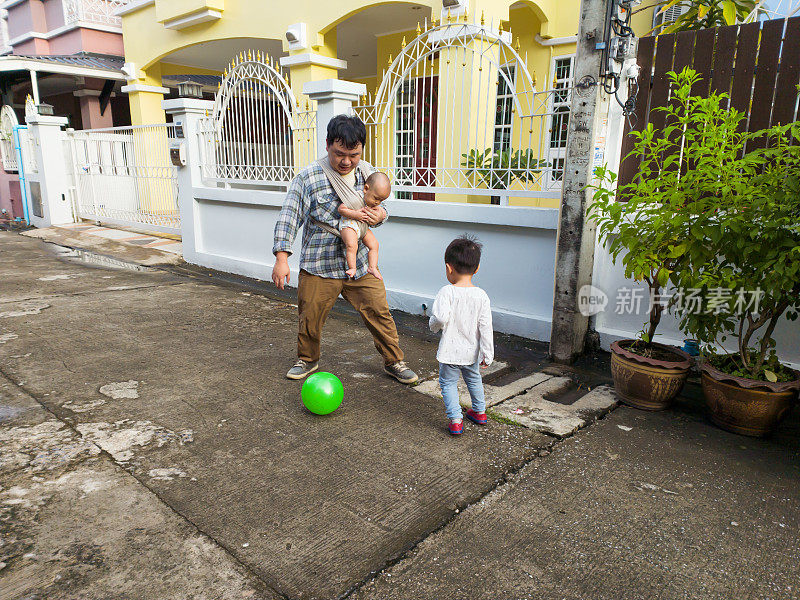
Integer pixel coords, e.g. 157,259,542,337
429,235,494,435
337,171,391,280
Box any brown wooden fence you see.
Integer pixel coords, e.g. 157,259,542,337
618,17,800,188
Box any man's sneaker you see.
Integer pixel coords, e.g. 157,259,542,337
286,359,318,380
448,419,463,435
465,409,488,425
384,361,419,384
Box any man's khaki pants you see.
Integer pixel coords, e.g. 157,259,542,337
297,270,404,366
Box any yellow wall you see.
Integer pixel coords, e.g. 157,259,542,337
155,0,225,24
160,63,222,78
121,0,656,207
122,1,438,72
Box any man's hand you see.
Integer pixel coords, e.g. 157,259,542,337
480,360,489,369
272,252,290,289
362,206,386,227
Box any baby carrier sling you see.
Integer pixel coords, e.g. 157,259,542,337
310,157,371,239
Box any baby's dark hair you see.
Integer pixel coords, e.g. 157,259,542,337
365,171,390,188
444,235,482,275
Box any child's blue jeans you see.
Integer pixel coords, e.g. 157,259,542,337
439,361,486,421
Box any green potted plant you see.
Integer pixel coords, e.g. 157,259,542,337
674,121,800,436
589,70,731,410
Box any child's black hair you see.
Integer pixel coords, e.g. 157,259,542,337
326,114,367,149
444,235,482,275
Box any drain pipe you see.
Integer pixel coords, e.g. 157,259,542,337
12,125,30,225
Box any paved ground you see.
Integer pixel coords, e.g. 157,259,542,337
55,223,183,255
1,231,798,600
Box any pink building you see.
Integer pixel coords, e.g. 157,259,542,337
0,0,131,220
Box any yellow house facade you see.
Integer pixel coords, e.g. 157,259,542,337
118,0,655,207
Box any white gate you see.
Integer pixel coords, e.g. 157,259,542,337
198,51,317,186
68,123,180,232
352,15,571,203
0,105,19,172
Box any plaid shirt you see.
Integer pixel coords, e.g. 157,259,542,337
273,160,388,280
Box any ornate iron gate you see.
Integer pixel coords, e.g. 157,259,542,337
351,15,572,203
198,51,316,186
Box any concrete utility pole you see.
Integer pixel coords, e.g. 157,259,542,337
550,0,610,363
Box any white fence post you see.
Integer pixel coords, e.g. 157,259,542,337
303,79,365,156
163,98,214,263
25,113,72,227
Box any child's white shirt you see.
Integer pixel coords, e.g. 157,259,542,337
429,284,494,366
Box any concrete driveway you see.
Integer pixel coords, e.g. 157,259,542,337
1,231,797,600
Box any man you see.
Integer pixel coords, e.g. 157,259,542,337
272,114,419,384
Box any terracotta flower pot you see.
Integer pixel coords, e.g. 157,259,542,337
701,360,800,437
610,340,693,411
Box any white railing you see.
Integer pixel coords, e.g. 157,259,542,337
63,0,128,27
352,18,570,202
0,136,16,171
68,123,180,232
198,51,317,186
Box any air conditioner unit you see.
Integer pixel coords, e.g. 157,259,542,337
652,3,689,33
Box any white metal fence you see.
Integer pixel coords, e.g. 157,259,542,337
1,105,19,172
67,123,180,232
198,51,317,186
351,17,572,203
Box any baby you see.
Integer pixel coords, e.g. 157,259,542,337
337,171,391,280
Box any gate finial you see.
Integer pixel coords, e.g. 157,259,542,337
481,10,485,26
462,9,468,22
416,22,421,36
387,53,393,67
401,36,406,49
247,49,252,61
446,8,452,23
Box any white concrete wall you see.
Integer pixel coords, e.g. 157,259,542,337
181,181,800,368
184,186,559,341
592,241,800,369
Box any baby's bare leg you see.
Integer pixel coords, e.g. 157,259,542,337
341,227,359,278
362,230,382,280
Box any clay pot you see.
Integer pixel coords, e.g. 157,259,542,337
701,360,799,437
610,340,693,411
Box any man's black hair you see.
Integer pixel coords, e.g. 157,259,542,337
326,114,367,149
444,235,482,275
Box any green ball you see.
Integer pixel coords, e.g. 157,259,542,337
301,372,343,415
